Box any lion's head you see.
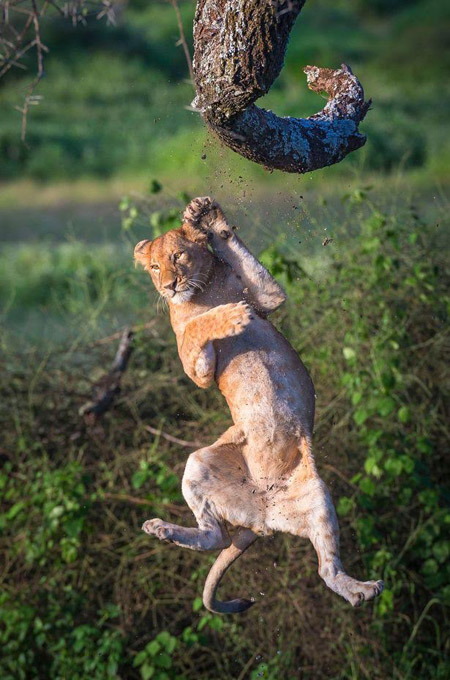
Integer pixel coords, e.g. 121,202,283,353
134,220,213,305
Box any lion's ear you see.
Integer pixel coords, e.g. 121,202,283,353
134,239,152,268
181,221,209,246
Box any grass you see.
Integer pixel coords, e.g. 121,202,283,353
1,187,449,679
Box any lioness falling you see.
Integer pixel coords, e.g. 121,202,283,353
134,197,384,614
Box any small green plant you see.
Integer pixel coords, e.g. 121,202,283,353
119,184,191,237
133,631,178,680
259,237,306,285
132,451,182,505
1,456,93,567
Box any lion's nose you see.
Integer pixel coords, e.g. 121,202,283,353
164,279,177,293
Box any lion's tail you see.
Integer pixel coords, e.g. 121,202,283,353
203,527,258,614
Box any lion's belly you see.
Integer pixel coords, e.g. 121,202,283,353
215,319,315,449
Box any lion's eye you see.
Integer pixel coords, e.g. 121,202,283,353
173,251,184,261
150,263,160,271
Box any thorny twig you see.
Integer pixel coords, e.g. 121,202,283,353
0,1,118,140
166,0,194,85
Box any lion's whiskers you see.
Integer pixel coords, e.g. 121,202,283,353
191,272,209,283
188,279,207,293
188,281,204,291
156,293,168,314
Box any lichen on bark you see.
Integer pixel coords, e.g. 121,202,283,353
192,0,370,174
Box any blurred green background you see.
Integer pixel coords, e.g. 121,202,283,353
1,1,449,679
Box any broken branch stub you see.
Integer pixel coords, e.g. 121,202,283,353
192,0,370,173
80,328,134,422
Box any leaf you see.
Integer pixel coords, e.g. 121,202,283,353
140,663,155,680
432,541,450,564
354,409,368,425
7,501,26,520
359,477,376,496
155,652,172,669
376,396,396,417
146,640,161,657
384,458,403,477
400,455,414,474
381,372,396,390
337,496,354,517
343,347,356,361
197,614,210,631
364,457,382,478
149,179,162,194
157,631,176,653
398,406,411,423
132,470,148,490
351,391,363,406
208,615,224,631
192,597,203,612
422,558,438,576
362,237,381,253
119,197,130,211
48,505,65,519
378,589,394,616
133,651,147,667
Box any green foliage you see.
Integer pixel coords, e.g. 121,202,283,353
120,185,190,237
132,452,182,505
261,189,449,677
0,592,124,680
259,237,306,285
1,456,93,567
133,631,178,680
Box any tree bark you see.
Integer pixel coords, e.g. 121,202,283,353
192,0,370,173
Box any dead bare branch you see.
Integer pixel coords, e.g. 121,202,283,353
80,327,134,421
0,1,119,139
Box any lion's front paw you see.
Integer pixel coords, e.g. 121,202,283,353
183,196,216,227
216,301,253,339
142,518,173,542
183,197,233,242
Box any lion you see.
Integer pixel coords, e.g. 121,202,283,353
134,197,384,614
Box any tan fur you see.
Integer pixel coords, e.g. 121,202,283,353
135,197,383,613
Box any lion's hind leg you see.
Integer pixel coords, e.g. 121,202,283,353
142,510,230,552
307,481,384,606
268,476,384,606
143,435,264,552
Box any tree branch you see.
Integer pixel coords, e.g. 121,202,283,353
192,0,370,173
80,327,134,421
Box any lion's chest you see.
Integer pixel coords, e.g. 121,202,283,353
215,320,315,439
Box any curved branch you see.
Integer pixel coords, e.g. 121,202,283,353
192,0,370,173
